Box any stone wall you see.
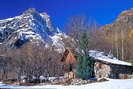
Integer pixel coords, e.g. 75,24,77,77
109,64,133,79
94,62,111,78
94,61,133,79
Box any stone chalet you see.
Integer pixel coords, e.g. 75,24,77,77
61,49,133,79
89,50,133,79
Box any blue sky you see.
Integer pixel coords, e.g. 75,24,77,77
0,0,133,28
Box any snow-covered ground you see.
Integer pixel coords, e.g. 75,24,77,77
0,79,133,89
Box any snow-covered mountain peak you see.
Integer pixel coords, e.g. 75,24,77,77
23,8,36,14
0,8,70,52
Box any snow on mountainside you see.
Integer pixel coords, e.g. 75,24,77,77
0,8,68,52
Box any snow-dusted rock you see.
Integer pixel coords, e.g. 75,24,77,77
0,8,69,52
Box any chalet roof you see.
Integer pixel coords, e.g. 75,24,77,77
89,50,132,66
61,49,76,64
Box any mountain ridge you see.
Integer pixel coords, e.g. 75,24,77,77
0,8,70,53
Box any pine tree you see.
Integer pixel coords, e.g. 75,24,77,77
76,32,94,80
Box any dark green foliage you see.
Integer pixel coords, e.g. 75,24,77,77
76,32,94,80
132,61,133,66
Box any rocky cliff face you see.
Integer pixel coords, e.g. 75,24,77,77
102,8,133,31
0,8,70,52
100,8,133,61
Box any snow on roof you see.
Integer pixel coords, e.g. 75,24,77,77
89,50,132,66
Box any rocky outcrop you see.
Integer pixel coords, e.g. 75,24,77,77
0,8,73,53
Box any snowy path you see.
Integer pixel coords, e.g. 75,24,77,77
0,79,133,89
